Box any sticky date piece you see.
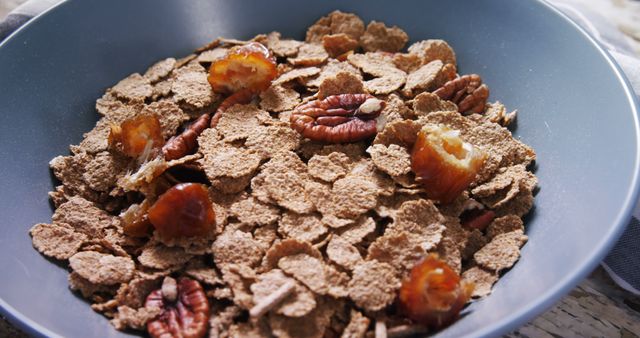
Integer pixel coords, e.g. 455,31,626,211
146,277,210,338
399,254,474,329
147,183,215,239
290,93,386,143
109,114,164,157
207,42,277,94
411,125,486,204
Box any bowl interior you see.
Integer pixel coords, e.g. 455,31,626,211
0,0,638,337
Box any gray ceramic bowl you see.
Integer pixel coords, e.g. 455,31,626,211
1,0,639,337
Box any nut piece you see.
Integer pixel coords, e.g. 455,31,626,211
109,114,164,158
146,277,210,338
147,183,216,240
398,254,474,329
207,42,277,94
290,94,386,143
411,125,486,204
163,113,210,161
433,74,489,114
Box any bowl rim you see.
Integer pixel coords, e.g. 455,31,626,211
1,0,639,337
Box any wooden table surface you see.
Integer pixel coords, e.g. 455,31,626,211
1,0,639,337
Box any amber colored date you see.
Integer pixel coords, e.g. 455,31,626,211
207,42,277,94
121,200,153,237
109,114,164,157
147,183,215,239
411,125,486,204
399,254,474,329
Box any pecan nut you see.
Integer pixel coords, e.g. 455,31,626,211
146,277,210,338
163,113,210,161
433,74,489,114
290,93,386,143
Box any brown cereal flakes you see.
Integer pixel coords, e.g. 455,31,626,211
82,151,127,192
52,196,117,237
259,85,301,112
196,47,228,63
461,266,498,298
251,269,317,317
230,195,280,227
474,230,528,272
288,43,329,67
436,237,462,274
407,39,457,66
412,91,458,116
140,100,189,139
391,199,444,234
266,32,304,57
30,222,87,260
347,53,406,94
199,142,262,179
360,21,408,53
268,298,335,338
49,153,99,201
367,230,426,277
264,238,323,269
318,71,365,100
220,264,257,309
402,60,445,97
171,63,217,109
348,260,399,312
367,144,411,177
278,212,328,243
373,119,421,149
278,254,329,294
68,272,116,298
115,271,164,308
327,176,380,219
245,125,301,160
212,229,264,268
214,103,272,141
69,251,135,285
306,60,362,88
253,223,279,252
308,152,352,182
472,164,537,208
143,58,177,83
336,216,376,245
138,244,193,270
327,236,363,270
322,33,359,58
392,53,424,74
306,11,365,43
273,66,322,86
111,305,161,331
111,73,153,102
341,310,371,338
462,229,487,261
486,215,525,239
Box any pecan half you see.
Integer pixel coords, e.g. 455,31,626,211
433,74,489,114
162,113,210,161
146,277,210,338
290,93,386,143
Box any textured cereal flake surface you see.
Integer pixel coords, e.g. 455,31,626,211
30,9,539,337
